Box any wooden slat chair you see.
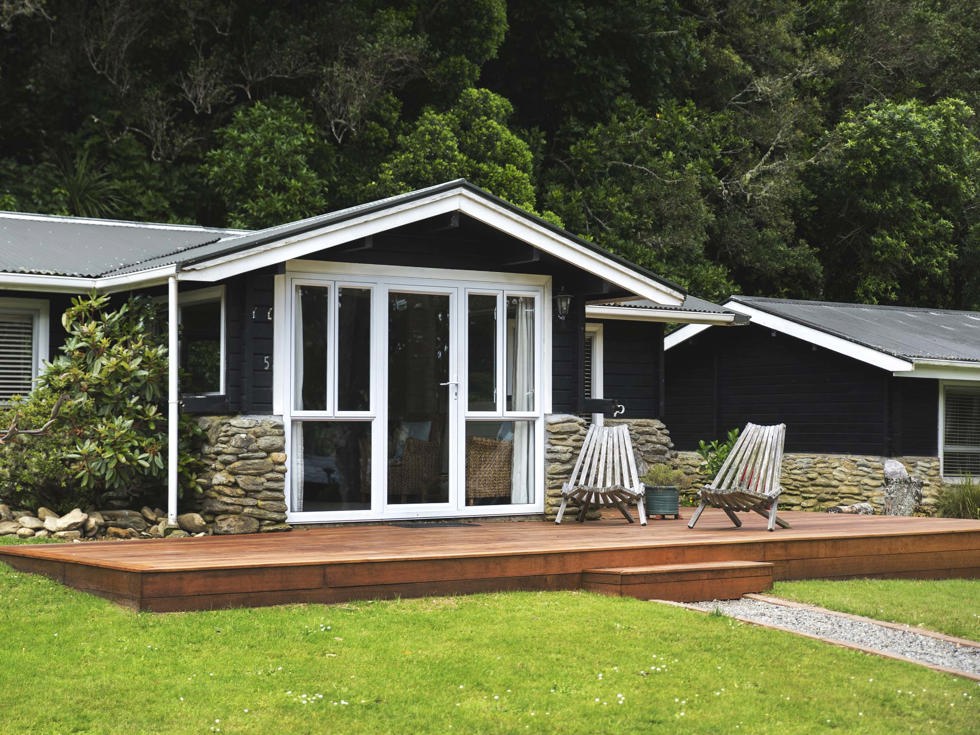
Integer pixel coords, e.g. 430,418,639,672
555,423,647,525
687,422,791,532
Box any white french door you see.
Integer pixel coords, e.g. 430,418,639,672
283,264,547,522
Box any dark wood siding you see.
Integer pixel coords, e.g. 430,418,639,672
552,316,577,413
665,325,896,455
600,320,661,418
240,271,276,414
889,377,938,455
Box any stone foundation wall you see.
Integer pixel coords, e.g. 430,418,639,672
674,451,943,515
192,416,290,533
544,415,674,520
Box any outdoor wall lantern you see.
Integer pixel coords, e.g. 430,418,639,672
555,289,573,321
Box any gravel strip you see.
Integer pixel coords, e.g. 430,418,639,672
684,597,980,679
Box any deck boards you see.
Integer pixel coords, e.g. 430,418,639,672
1,511,978,611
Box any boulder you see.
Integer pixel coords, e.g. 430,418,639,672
140,506,159,523
53,530,82,540
18,515,44,530
176,513,207,534
213,514,260,535
99,510,148,531
36,506,59,520
0,503,12,521
16,527,35,538
0,520,21,536
106,526,136,539
53,508,88,532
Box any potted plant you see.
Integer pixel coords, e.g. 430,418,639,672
640,464,690,519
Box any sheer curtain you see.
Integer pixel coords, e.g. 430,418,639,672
510,298,534,503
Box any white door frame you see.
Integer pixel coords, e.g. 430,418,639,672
280,261,550,523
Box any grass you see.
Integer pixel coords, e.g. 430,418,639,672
771,578,980,641
0,562,977,734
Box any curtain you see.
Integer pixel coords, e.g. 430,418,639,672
511,297,534,503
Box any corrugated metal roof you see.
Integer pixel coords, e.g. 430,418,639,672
0,212,245,277
596,295,737,316
733,296,980,363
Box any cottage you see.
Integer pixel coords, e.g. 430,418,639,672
1,180,739,527
665,296,980,504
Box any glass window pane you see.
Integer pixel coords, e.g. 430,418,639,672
296,286,328,411
387,292,450,504
506,296,535,412
468,294,497,411
465,420,534,505
180,300,221,393
293,421,371,512
338,288,371,411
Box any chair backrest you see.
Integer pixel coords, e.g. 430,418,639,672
709,422,785,497
567,423,642,491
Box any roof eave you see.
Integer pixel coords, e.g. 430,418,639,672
585,304,746,326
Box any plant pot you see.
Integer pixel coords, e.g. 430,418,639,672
644,484,680,519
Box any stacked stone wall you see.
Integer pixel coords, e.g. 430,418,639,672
192,416,290,533
544,415,674,520
674,451,943,515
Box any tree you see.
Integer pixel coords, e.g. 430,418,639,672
373,88,538,212
203,97,329,228
804,97,980,306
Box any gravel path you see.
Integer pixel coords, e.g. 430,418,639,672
684,596,980,679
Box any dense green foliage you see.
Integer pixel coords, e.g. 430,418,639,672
2,0,980,306
935,480,980,520
0,293,201,511
0,572,977,733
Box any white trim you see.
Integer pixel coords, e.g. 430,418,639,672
166,276,179,525
283,263,547,523
177,188,683,306
0,265,178,293
178,285,226,396
720,301,914,372
938,380,980,480
585,322,604,399
664,322,712,350
894,360,980,381
585,304,738,325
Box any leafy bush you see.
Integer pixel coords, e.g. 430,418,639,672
696,427,741,478
935,480,980,520
640,464,690,489
0,292,203,512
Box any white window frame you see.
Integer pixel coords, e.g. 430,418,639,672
0,296,49,400
938,380,980,480
585,322,604,400
280,260,550,523
178,285,226,396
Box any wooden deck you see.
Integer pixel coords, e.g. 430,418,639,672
1,510,978,612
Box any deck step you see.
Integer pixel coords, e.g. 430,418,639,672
582,560,774,602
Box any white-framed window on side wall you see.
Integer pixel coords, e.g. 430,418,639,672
179,286,225,395
939,382,980,479
585,322,604,424
0,297,49,402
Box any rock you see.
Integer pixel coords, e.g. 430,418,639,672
140,506,158,523
165,529,190,538
226,459,275,476
18,515,44,530
0,520,21,536
213,514,260,535
259,523,292,533
43,516,59,532
176,512,207,534
256,435,284,452
34,529,49,539
268,452,287,465
210,471,236,487
36,507,59,520
99,510,148,531
0,503,12,521
235,475,266,493
883,458,910,482
16,527,35,538
106,526,136,539
53,530,82,540
827,502,875,514
53,508,88,532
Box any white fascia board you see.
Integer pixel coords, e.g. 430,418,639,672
0,265,177,293
664,322,713,350
894,360,980,381
456,194,684,306
181,187,686,307
729,302,914,372
586,304,736,325
180,190,468,282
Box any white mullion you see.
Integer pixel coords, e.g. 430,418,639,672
373,284,389,515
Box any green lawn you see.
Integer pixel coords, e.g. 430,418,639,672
771,579,980,641
0,561,977,734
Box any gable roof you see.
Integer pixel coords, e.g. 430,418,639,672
666,295,980,379
0,180,686,307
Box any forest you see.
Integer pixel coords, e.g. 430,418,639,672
1,0,978,308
